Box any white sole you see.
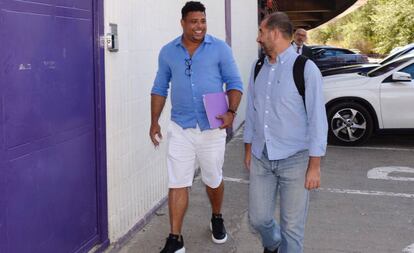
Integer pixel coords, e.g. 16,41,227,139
209,222,228,244
175,247,185,253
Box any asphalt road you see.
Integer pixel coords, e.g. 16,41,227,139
305,133,414,253
111,132,414,253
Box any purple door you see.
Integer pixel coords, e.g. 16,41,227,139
0,1,105,252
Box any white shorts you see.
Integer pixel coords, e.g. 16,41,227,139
167,121,227,189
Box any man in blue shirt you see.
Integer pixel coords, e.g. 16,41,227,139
244,12,327,253
150,2,243,253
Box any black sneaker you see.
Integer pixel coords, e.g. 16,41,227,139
264,247,279,253
210,213,227,244
160,234,185,253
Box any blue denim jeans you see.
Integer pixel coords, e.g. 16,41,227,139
249,148,309,253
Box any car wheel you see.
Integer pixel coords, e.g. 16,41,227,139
327,102,373,146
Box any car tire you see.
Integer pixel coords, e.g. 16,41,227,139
327,102,373,146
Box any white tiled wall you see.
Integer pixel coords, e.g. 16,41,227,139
231,1,258,130
104,0,257,242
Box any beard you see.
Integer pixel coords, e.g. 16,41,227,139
260,43,271,56
296,39,304,46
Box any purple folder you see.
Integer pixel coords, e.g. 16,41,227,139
203,92,229,129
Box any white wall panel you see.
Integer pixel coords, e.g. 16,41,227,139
231,1,258,130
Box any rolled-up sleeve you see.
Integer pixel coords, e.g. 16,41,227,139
304,61,328,156
151,47,171,97
243,62,256,144
219,43,243,93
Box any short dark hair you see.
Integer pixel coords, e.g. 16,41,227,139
263,12,293,40
181,1,206,19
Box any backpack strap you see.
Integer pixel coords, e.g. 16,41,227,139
254,56,265,82
254,55,308,110
293,55,308,108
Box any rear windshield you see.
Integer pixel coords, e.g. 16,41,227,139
381,47,414,65
367,57,413,77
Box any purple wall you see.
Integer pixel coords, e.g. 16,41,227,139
0,0,107,252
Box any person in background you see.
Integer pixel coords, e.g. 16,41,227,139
292,28,314,60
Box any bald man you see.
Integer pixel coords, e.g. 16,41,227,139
291,28,314,60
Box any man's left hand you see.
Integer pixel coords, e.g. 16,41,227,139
217,111,235,129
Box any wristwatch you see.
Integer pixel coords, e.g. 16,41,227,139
227,109,237,116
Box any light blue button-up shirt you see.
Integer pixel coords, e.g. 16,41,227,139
244,47,327,160
151,34,243,131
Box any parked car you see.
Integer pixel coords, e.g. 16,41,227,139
310,45,369,70
323,55,414,145
322,63,380,76
321,43,414,76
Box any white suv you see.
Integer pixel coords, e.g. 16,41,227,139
323,55,414,145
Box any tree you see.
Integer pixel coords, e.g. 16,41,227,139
309,0,414,54
371,0,414,54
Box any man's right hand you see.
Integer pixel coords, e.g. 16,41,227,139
150,123,163,147
244,143,252,170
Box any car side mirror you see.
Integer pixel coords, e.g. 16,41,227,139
392,72,412,82
313,49,325,59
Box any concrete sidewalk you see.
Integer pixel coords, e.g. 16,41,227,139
107,129,263,253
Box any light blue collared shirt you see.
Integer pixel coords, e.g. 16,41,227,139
243,47,327,160
151,34,243,131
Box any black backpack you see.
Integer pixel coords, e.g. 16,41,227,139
254,55,308,108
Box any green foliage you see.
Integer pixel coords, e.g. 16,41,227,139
371,0,414,54
309,0,414,54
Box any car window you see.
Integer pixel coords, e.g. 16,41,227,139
368,57,413,77
335,49,353,55
312,47,357,59
400,64,414,78
381,51,402,65
311,48,326,58
323,49,335,56
380,46,414,65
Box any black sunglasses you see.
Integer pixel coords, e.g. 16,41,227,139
185,58,192,76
